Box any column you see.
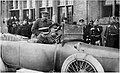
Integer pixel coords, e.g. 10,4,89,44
112,0,116,16
99,1,103,18
73,0,87,23
35,0,39,19
7,1,11,18
27,0,31,19
0,1,2,28
4,0,8,33
45,0,47,11
13,0,16,9
63,0,67,18
52,0,58,22
18,0,23,22
86,0,88,24
18,0,20,9
0,0,8,33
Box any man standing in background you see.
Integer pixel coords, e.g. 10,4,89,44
104,17,119,48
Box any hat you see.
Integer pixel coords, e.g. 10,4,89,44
41,11,49,14
79,19,84,22
89,20,94,23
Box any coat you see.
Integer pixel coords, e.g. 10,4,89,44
31,18,52,36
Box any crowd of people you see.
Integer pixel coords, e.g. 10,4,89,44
80,16,119,49
7,17,33,39
6,11,119,49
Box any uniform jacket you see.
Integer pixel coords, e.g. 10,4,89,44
90,25,103,36
31,18,52,36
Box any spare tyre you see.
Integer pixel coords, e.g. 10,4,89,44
61,53,104,73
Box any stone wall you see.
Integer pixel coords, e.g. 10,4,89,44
88,0,99,21
73,0,87,23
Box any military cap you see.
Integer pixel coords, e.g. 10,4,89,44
41,11,49,14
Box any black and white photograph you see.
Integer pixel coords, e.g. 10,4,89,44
0,0,119,72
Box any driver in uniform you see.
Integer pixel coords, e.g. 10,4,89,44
31,11,52,38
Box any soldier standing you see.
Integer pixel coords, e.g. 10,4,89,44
83,20,94,44
90,19,103,46
104,17,119,48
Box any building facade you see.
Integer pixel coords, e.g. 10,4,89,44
0,0,119,33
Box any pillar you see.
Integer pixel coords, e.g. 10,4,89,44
112,0,116,16
13,0,16,9
88,0,99,21
99,1,103,18
65,0,67,18
73,0,87,23
0,0,8,33
27,0,31,19
52,0,58,22
0,1,2,27
34,0,39,19
18,0,23,22
4,0,8,33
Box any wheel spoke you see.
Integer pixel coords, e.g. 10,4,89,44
70,63,76,71
84,63,90,71
66,60,97,72
81,61,84,69
75,61,80,71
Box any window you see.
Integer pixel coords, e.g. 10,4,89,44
67,6,73,24
10,10,19,19
23,0,27,8
58,6,73,24
16,1,18,9
47,7,53,19
58,7,66,23
23,9,29,20
39,0,42,7
41,0,53,7
58,0,66,6
9,1,13,9
116,0,120,4
66,0,73,5
39,8,45,18
31,9,35,20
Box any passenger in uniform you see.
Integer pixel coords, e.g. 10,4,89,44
90,19,103,46
31,11,52,38
83,20,94,44
104,17,119,48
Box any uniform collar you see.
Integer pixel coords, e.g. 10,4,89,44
41,18,48,21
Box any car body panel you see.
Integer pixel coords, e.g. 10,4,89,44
0,39,119,72
1,41,56,71
75,42,119,72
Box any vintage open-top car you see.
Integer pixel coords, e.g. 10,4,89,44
0,33,119,72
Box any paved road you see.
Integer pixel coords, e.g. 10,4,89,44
17,68,44,73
